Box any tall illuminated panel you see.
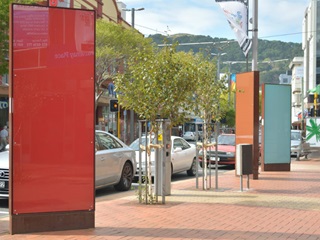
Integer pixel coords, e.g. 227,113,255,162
10,4,95,233
261,84,291,171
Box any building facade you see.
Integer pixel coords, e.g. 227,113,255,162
303,0,320,95
73,0,134,142
1,0,136,143
289,57,304,127
298,0,320,125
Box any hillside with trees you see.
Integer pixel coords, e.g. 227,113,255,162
148,34,303,85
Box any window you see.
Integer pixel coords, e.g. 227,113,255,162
174,138,191,150
96,132,122,150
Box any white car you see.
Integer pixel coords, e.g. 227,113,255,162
0,131,136,199
130,136,197,177
182,131,196,141
0,145,9,198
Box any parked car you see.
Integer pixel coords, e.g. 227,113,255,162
95,131,136,191
182,131,196,141
291,130,310,160
198,133,236,167
0,131,136,199
130,136,197,177
0,145,9,199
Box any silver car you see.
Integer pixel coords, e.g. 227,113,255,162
95,130,136,191
0,131,136,199
291,130,310,160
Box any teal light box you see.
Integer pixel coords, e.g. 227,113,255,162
263,84,291,164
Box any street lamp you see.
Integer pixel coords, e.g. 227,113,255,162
123,8,145,29
211,52,226,81
123,7,145,143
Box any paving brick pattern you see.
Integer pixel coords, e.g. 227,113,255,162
1,159,320,239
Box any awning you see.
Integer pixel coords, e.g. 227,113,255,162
308,84,320,94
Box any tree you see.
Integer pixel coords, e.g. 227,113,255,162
116,44,229,196
191,53,228,189
0,1,9,75
0,0,36,75
115,44,199,202
95,20,153,106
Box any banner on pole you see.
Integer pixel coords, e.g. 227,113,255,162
216,0,252,56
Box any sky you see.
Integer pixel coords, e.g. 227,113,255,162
121,0,310,43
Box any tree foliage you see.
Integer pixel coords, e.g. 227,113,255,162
191,53,229,140
95,20,154,104
192,53,228,123
0,0,13,75
0,0,36,75
115,44,199,127
116,42,230,132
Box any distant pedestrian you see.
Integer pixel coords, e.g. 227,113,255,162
0,126,8,151
108,82,116,97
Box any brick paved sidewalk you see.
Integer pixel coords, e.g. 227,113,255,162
1,158,320,239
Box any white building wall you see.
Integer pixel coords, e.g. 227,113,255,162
290,58,304,124
116,1,127,21
303,1,317,95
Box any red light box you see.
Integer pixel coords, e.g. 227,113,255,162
11,4,95,214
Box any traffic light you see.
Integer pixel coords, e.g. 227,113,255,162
110,99,119,112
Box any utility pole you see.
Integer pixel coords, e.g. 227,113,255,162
252,0,258,71
123,7,145,143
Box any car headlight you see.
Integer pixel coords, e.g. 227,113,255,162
198,150,206,160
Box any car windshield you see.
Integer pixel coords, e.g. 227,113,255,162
291,132,301,141
218,135,235,146
129,136,157,151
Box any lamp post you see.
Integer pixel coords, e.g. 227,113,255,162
252,0,258,71
211,52,226,81
123,7,145,143
123,7,145,28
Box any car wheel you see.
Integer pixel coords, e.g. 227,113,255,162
199,161,209,168
199,161,203,168
187,158,197,176
114,161,133,191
